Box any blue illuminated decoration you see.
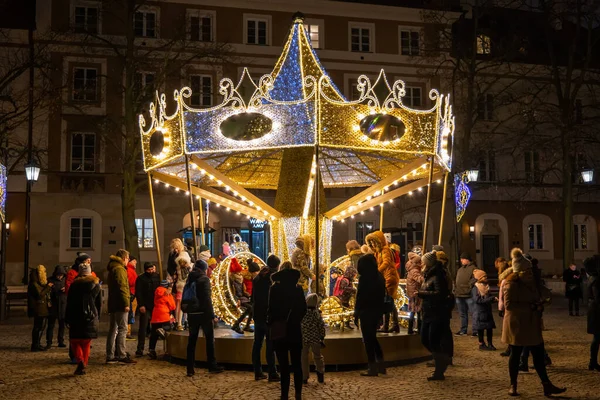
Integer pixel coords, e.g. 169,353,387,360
0,163,6,223
454,172,471,223
270,25,304,101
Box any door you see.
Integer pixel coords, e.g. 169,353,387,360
482,235,500,277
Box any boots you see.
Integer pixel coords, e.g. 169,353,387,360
407,318,414,335
360,363,379,377
378,361,387,375
74,361,86,375
317,371,324,383
542,382,566,396
508,384,518,396
589,361,600,371
231,323,244,335
389,309,400,333
377,314,390,333
428,352,448,380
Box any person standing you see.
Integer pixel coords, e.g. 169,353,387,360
135,262,160,356
471,269,497,351
47,265,67,348
65,263,102,375
268,264,307,400
301,293,326,384
503,248,565,397
346,240,363,271
186,259,224,376
584,255,600,371
419,252,452,381
291,235,316,295
126,257,138,340
106,249,136,364
454,252,478,336
65,253,92,293
167,238,189,279
563,262,582,317
27,265,53,352
252,255,280,381
354,254,386,376
148,280,175,359
406,254,423,335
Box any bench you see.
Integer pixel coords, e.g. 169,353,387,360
5,286,28,318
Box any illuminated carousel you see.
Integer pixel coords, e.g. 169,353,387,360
139,14,454,365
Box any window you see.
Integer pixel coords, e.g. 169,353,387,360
134,72,155,98
524,150,540,183
356,221,374,244
407,222,423,248
70,217,93,249
478,151,496,182
134,10,156,38
574,223,588,250
247,18,268,45
528,224,544,250
404,87,422,107
72,67,97,102
304,24,321,49
350,83,360,101
136,218,155,249
74,5,99,34
477,93,494,120
190,75,212,107
350,26,371,52
400,30,420,55
70,132,96,172
575,99,583,124
189,10,213,42
477,34,491,55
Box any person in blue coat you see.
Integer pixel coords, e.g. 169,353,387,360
471,269,497,351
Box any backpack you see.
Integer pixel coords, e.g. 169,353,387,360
181,280,200,313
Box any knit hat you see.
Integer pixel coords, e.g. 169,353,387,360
460,252,472,261
432,245,444,252
78,263,92,277
75,252,91,264
208,257,217,266
194,259,208,272
199,244,210,253
266,254,280,271
306,293,319,308
511,248,531,273
247,258,261,273
422,252,437,268
473,269,487,282
160,279,170,288
229,258,243,273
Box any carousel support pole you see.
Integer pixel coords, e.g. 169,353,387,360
198,196,205,246
422,157,435,252
438,172,449,245
185,155,199,260
147,173,163,280
314,148,320,297
379,203,384,231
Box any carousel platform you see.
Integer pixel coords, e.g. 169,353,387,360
166,327,430,367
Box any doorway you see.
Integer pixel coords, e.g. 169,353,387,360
482,235,499,277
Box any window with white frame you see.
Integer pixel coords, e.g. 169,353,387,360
73,4,99,34
528,223,544,250
477,34,491,55
136,218,155,249
574,223,588,250
246,18,268,45
524,150,540,183
404,86,422,107
304,23,321,49
134,72,155,98
188,10,214,42
356,221,374,244
400,30,419,55
72,67,98,102
478,150,496,182
70,132,96,172
70,217,93,249
190,75,212,107
134,9,157,38
350,24,372,52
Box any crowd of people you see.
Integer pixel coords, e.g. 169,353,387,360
24,231,600,400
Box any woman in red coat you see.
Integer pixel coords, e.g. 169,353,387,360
148,280,176,359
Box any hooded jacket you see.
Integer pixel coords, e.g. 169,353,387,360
27,265,51,318
365,231,400,299
252,266,276,324
501,269,543,346
267,268,307,343
187,268,214,317
65,275,102,339
151,286,176,324
333,266,357,307
107,255,130,313
354,254,386,318
405,255,424,299
291,235,314,290
48,265,67,319
126,262,138,295
135,271,161,311
418,261,451,322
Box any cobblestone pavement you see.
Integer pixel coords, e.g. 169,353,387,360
0,297,598,400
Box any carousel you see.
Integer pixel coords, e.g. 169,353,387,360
139,14,455,365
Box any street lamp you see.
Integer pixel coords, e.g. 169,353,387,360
466,169,479,183
23,160,39,284
24,161,40,182
581,169,594,183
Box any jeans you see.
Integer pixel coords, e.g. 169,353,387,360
106,311,128,359
274,341,303,400
568,298,580,315
359,314,384,364
252,322,277,376
187,314,216,372
71,339,92,366
149,322,170,351
136,311,151,352
455,297,473,333
590,333,600,365
46,315,65,346
31,316,47,349
509,344,549,385
301,342,325,379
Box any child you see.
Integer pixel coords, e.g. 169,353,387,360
472,269,497,351
149,280,175,359
207,257,218,278
301,293,326,384
230,258,253,334
329,267,340,296
174,252,192,330
333,266,357,329
406,254,424,335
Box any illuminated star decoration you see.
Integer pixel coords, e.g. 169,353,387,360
0,163,6,223
454,171,471,223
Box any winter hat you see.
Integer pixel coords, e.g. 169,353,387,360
208,257,217,267
78,263,92,277
422,252,437,268
160,279,170,288
306,293,319,308
432,245,444,252
229,258,243,274
222,242,230,256
143,262,155,271
473,269,487,282
460,252,472,261
247,259,260,273
194,259,208,272
330,267,341,275
76,252,91,264
407,252,417,261
511,248,532,273
199,245,210,253
266,254,281,271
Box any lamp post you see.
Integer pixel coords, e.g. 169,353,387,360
23,161,40,284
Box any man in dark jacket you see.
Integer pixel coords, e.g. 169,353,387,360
135,262,160,356
454,252,478,336
354,254,386,376
47,265,67,348
251,254,280,382
186,259,224,377
105,249,136,364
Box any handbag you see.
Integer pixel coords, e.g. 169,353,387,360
269,309,291,341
